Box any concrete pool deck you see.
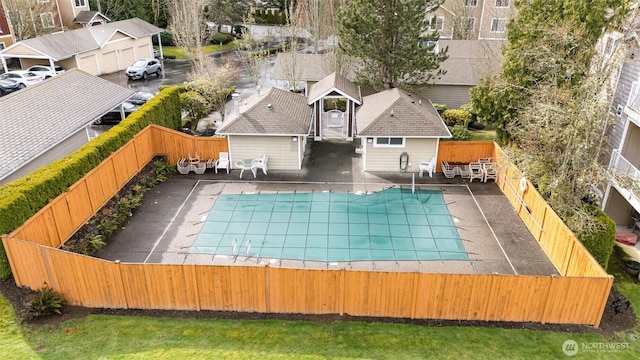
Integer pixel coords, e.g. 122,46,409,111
96,141,559,276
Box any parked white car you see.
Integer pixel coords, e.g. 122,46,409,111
26,65,65,79
125,58,162,80
0,71,43,88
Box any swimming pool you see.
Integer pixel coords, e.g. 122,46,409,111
190,187,468,262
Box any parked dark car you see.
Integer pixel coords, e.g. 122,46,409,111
128,91,155,105
94,102,139,125
0,78,20,96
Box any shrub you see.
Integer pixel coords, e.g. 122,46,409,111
28,286,64,319
442,109,472,127
449,125,472,141
577,205,616,269
154,30,174,46
433,103,448,115
210,32,234,45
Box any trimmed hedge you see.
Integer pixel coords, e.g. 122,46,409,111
0,87,181,279
442,109,472,127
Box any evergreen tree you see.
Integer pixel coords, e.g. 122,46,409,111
337,0,447,91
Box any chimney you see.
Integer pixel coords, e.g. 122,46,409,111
256,86,261,96
231,93,240,115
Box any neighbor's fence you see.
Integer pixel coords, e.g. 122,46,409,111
2,133,612,327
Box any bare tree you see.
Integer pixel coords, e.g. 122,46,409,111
236,7,269,87
166,0,209,75
279,0,310,92
186,61,240,125
5,0,59,40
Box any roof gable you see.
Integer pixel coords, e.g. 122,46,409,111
74,11,111,24
217,88,312,135
356,88,451,138
307,72,362,105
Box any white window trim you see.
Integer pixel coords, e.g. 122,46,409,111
495,0,510,8
75,0,87,6
466,0,478,6
40,12,55,28
627,81,640,110
373,137,405,148
490,18,507,33
429,16,444,31
603,35,616,58
465,17,476,31
37,0,50,3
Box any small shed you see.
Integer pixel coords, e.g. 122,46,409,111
356,88,451,172
307,72,362,141
0,69,135,186
216,88,312,171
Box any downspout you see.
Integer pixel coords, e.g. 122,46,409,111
478,0,486,40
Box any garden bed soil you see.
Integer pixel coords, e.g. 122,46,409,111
0,277,635,336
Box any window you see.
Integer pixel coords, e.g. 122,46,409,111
374,137,405,147
627,81,640,110
465,0,478,6
0,43,5,51
429,16,444,31
75,0,87,6
495,0,509,7
464,17,475,31
490,18,507,33
37,0,50,3
40,12,54,29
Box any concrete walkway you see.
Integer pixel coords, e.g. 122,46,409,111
96,140,558,276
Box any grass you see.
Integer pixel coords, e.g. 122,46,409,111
1,279,638,359
468,126,497,141
160,41,239,60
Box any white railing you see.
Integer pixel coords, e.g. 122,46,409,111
610,149,640,201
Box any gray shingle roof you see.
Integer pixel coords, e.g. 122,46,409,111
307,72,362,105
0,69,135,182
271,53,357,82
356,88,451,138
74,11,111,24
1,18,162,61
216,88,312,135
435,40,504,85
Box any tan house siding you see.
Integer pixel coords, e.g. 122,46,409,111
363,138,438,172
3,43,41,56
228,135,302,171
433,0,515,40
419,85,472,109
57,0,91,30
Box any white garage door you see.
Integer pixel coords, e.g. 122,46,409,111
100,51,118,74
119,47,134,70
79,54,99,75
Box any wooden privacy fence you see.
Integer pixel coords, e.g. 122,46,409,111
1,236,611,326
2,133,613,327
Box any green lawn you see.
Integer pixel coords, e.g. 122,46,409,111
160,41,239,60
2,280,639,359
469,127,497,141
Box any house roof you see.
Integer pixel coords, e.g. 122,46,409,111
74,11,111,24
356,88,451,138
307,72,362,105
435,40,504,86
271,53,357,83
0,69,135,183
216,88,312,136
0,18,161,61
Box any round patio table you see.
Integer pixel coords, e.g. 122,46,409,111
235,159,257,179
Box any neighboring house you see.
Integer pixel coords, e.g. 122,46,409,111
2,0,64,40
356,88,451,172
0,17,162,75
216,87,312,171
418,39,503,108
0,0,14,51
272,40,502,109
72,10,109,28
0,69,135,186
218,73,450,173
57,0,91,29
431,0,517,40
602,26,640,229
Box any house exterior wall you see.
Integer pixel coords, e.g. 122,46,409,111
228,135,303,171
0,0,14,50
362,138,438,172
418,84,471,108
0,130,87,186
431,0,516,41
57,0,90,29
74,36,153,75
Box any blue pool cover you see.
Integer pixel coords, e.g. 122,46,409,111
190,187,468,262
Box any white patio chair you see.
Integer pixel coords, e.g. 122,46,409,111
469,162,484,182
441,161,456,179
418,157,436,178
483,162,498,183
176,158,190,175
251,154,269,176
215,152,230,173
